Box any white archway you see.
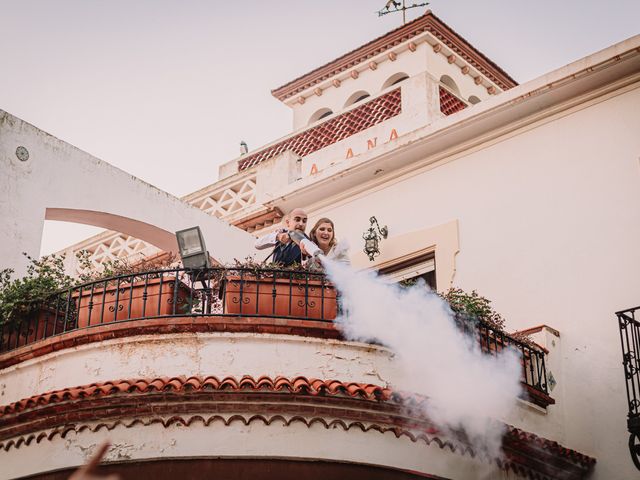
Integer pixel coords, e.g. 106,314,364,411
381,73,409,90
308,108,333,125
440,75,460,96
343,90,370,108
1,110,256,276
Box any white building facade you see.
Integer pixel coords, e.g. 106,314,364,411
1,11,639,480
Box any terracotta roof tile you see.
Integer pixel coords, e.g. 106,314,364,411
505,426,596,468
439,86,468,116
272,11,517,101
238,88,401,171
0,376,392,417
0,376,595,479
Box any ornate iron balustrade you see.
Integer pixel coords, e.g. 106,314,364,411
455,314,550,399
0,267,550,400
616,305,640,470
0,267,336,353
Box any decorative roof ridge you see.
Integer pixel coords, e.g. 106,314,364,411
0,413,595,479
0,375,392,416
271,11,517,101
0,379,595,479
0,414,457,454
505,425,597,468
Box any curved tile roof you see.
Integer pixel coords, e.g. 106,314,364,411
0,375,595,479
272,11,517,101
0,375,391,416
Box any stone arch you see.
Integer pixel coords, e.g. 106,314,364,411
45,209,180,253
308,108,333,125
1,110,255,276
343,91,370,108
440,75,460,96
381,73,409,90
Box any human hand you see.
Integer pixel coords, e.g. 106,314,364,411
69,442,120,480
276,231,290,243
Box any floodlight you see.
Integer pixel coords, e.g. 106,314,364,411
175,226,210,269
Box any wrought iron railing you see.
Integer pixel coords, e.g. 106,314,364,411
616,306,640,470
0,267,549,398
455,314,549,397
0,267,335,353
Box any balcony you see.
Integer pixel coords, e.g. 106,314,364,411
616,305,640,470
0,266,600,479
0,266,550,405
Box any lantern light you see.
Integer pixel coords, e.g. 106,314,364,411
362,216,388,261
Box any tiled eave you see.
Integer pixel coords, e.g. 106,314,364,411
0,375,595,480
231,206,284,233
271,10,517,101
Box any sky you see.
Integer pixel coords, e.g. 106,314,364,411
1,0,638,256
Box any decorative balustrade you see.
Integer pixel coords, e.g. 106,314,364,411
439,86,468,116
616,305,640,470
455,314,550,403
0,267,550,401
64,174,258,273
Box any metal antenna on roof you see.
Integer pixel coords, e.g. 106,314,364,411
376,0,429,25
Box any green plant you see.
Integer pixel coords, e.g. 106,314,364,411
75,250,179,284
0,253,74,328
228,256,320,280
441,287,506,331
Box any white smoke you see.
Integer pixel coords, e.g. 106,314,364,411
322,259,522,461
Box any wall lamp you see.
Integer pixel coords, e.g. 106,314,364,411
175,226,210,269
363,216,388,262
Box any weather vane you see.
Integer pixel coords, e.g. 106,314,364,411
377,0,430,25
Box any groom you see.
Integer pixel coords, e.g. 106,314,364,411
254,208,308,266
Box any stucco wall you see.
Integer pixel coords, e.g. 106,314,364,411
0,111,256,276
304,83,640,479
1,416,516,480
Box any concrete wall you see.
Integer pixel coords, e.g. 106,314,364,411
0,331,526,480
0,111,256,276
288,33,496,130
299,82,640,479
2,417,513,480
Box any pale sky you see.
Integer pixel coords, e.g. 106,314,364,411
1,0,638,256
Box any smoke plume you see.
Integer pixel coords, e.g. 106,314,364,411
322,259,522,461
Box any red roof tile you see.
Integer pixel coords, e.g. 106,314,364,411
505,425,596,469
272,11,517,101
0,376,391,416
238,88,401,171
439,86,468,116
0,376,595,479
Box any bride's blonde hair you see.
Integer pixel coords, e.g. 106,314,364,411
310,218,337,249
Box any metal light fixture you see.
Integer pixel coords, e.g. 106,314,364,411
363,216,388,261
175,226,210,269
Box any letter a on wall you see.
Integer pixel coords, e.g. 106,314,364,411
345,148,354,159
310,163,318,175
389,128,398,141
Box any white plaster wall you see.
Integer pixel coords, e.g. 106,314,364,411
425,45,494,102
289,37,497,130
291,42,428,130
0,111,256,276
304,85,640,479
251,76,443,187
0,417,518,480
0,329,550,451
0,333,397,405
